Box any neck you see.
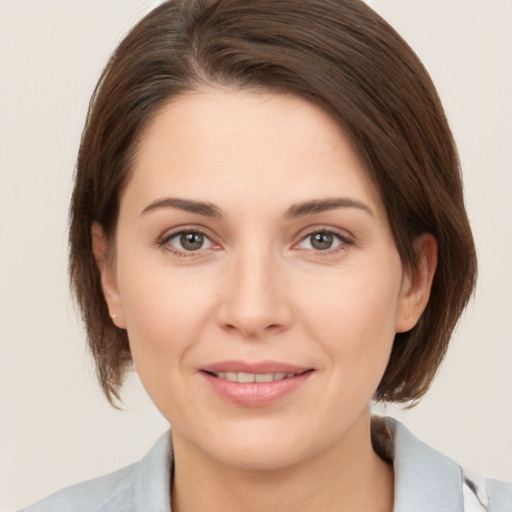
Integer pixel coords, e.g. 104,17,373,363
170,412,394,512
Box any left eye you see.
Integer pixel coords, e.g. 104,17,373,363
297,231,345,251
166,231,213,252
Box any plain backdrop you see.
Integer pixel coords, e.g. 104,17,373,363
1,1,511,510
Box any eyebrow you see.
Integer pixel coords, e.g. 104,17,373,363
141,197,222,217
284,197,373,218
140,196,373,219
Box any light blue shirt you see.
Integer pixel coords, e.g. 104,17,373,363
18,417,512,511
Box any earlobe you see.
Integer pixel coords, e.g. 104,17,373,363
91,222,126,329
395,233,438,333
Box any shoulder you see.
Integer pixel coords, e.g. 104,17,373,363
17,431,172,512
486,478,512,511
17,463,139,512
372,416,512,512
464,470,512,512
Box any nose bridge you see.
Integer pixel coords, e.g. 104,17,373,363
218,240,292,337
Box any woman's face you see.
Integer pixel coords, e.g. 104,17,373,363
98,88,428,471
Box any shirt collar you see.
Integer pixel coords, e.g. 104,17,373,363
133,430,173,512
372,416,465,512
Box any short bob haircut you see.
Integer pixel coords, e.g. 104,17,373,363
69,0,477,406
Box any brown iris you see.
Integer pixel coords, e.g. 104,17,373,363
310,232,334,250
180,232,204,251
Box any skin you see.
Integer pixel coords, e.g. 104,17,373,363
93,88,437,512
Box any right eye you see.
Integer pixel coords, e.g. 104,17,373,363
162,230,214,254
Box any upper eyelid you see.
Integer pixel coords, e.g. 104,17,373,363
295,225,354,242
160,225,213,242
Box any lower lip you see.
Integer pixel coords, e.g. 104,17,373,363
201,371,313,407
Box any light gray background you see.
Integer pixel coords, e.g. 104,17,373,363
1,1,511,509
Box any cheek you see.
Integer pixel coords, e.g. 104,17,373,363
116,265,222,420
298,261,402,367
116,255,218,370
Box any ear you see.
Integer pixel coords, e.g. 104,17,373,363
395,233,438,333
91,222,126,329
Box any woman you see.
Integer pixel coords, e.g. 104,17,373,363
18,0,511,511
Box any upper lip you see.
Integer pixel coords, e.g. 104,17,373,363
200,360,311,375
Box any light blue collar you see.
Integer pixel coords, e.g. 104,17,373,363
372,416,464,512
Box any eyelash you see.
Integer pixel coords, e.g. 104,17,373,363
158,226,354,257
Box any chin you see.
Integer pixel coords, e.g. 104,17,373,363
191,419,321,472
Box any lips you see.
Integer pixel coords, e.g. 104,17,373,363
199,360,313,407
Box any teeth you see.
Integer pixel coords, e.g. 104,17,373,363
214,372,296,383
255,373,273,383
238,372,255,383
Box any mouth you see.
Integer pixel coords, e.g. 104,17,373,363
204,370,308,383
199,361,314,407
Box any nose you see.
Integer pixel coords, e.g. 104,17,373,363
216,246,294,339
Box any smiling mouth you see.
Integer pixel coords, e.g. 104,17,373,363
205,371,305,383
200,366,313,406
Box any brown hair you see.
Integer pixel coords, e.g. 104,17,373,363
69,0,477,405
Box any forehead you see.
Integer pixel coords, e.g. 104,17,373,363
124,87,385,218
